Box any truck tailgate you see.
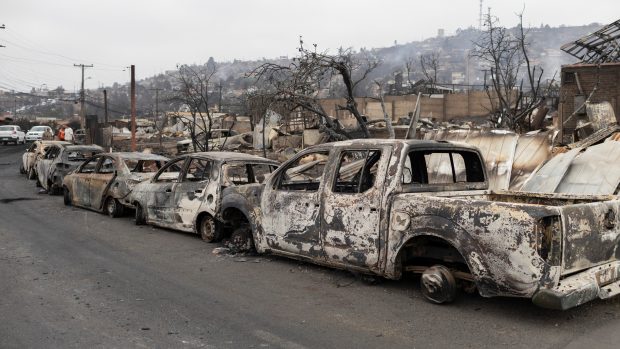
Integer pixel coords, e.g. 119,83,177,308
561,200,620,275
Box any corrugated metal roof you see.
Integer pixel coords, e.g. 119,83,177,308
522,140,620,195
421,129,519,190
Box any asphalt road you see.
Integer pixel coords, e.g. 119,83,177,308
1,144,620,349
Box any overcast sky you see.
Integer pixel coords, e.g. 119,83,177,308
0,0,616,93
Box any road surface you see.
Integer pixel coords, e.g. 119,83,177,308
1,144,619,348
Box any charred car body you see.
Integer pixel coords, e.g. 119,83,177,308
128,152,279,242
221,139,620,310
63,152,169,217
21,140,71,178
36,144,104,194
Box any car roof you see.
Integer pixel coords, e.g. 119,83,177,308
104,152,170,161
309,138,482,152
64,145,104,152
177,151,278,164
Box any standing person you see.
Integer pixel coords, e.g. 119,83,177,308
64,126,74,143
42,127,53,140
58,126,65,141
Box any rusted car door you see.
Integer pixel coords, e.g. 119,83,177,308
70,157,99,207
89,155,116,210
321,147,390,268
172,157,214,229
262,150,330,256
145,157,186,225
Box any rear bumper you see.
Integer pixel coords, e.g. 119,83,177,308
532,261,620,310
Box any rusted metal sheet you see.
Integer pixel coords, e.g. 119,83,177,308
523,140,620,195
421,129,518,190
509,131,555,190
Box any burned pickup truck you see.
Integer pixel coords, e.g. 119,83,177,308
128,152,278,242
221,139,620,310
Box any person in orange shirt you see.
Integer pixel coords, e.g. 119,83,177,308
58,126,65,141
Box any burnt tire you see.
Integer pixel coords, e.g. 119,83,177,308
19,164,26,174
105,197,123,218
134,203,146,225
48,182,60,195
35,178,42,188
63,188,72,206
199,215,222,243
420,265,458,304
27,168,36,180
227,226,255,253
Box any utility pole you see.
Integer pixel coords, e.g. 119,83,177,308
218,81,223,112
149,88,163,120
149,87,163,151
103,89,112,151
130,65,136,151
1,24,5,48
74,63,93,128
103,89,109,124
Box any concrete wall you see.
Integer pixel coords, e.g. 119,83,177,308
318,91,497,125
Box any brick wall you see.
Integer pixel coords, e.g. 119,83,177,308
559,63,620,140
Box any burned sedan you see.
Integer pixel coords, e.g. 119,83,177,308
63,152,169,217
36,144,104,194
128,152,278,242
21,140,71,178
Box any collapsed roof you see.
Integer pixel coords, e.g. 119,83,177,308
561,19,620,63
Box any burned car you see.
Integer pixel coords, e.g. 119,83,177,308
220,139,620,310
176,129,241,153
63,152,169,217
128,151,278,242
36,144,103,194
20,140,71,179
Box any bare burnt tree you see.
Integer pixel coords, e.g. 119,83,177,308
172,62,217,151
248,37,380,140
373,80,395,139
419,50,441,91
471,10,545,131
404,56,416,91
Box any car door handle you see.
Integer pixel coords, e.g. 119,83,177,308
194,189,203,193
165,188,172,193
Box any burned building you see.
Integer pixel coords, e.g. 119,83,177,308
559,20,620,142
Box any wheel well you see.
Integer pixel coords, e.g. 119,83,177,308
221,207,250,236
397,235,470,277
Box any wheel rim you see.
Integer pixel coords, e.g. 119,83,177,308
107,198,116,216
420,265,457,304
201,217,216,242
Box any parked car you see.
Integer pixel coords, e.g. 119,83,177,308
63,152,169,217
220,139,620,310
36,144,103,194
21,140,71,177
129,152,278,242
25,125,54,142
176,129,240,153
0,125,26,145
